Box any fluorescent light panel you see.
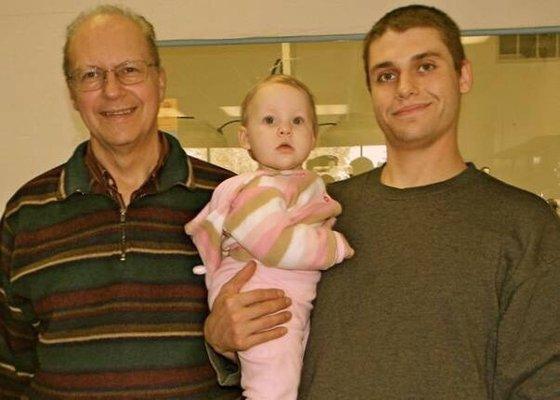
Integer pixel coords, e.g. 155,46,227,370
461,36,490,45
220,104,348,117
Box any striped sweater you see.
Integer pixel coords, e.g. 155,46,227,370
186,169,351,274
0,133,241,399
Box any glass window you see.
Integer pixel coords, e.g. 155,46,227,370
158,32,560,201
519,34,537,58
538,33,557,58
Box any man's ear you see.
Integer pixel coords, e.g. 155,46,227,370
237,126,251,150
458,59,473,94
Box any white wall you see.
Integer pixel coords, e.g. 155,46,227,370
1,0,559,208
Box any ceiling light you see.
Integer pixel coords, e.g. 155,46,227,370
316,104,348,115
220,106,241,117
220,104,348,117
461,36,490,45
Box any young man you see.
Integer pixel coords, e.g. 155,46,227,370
206,5,560,399
0,5,244,399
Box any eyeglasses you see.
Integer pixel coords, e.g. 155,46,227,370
67,60,158,92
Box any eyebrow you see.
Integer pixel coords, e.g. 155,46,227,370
370,51,443,72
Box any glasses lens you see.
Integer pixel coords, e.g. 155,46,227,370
70,61,152,91
74,67,103,91
116,61,148,85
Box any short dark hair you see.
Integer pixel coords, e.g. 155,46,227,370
240,74,318,136
362,4,465,89
63,4,160,80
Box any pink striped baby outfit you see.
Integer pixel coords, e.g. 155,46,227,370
186,169,353,400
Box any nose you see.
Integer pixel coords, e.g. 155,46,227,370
101,70,125,98
277,121,293,136
397,71,418,99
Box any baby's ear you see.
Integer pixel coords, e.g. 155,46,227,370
237,126,251,150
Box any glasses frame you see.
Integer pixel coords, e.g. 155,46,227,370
67,59,158,92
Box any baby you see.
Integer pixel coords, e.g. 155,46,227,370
186,74,353,399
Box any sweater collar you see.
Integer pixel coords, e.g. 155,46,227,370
60,132,191,198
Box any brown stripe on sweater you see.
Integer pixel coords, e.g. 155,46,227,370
13,225,120,258
126,240,195,253
16,175,59,192
0,387,24,399
34,365,215,389
14,221,190,260
125,222,185,236
35,283,207,314
126,206,197,222
13,209,120,246
14,230,193,262
14,165,61,188
47,301,207,321
31,378,220,399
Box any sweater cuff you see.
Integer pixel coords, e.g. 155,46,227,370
204,341,241,387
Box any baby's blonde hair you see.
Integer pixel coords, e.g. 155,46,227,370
240,74,318,135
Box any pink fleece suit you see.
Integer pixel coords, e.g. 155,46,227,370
185,169,353,400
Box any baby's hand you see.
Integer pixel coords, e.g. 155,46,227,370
334,232,354,263
345,245,355,259
343,240,355,259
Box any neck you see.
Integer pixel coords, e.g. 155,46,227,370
381,140,466,188
90,132,161,205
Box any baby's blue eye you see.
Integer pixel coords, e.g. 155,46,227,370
293,117,304,125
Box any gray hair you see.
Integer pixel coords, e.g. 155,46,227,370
63,4,160,79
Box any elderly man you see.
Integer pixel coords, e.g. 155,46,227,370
0,5,243,399
206,5,560,399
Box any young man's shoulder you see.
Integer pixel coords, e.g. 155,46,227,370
474,171,555,218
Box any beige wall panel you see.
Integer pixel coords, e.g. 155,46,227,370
1,0,559,207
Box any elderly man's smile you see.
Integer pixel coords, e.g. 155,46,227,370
100,106,138,118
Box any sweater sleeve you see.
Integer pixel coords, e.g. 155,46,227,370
494,211,560,399
185,174,252,273
0,216,36,398
224,174,353,271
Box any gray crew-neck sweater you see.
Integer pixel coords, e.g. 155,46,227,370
299,164,560,399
